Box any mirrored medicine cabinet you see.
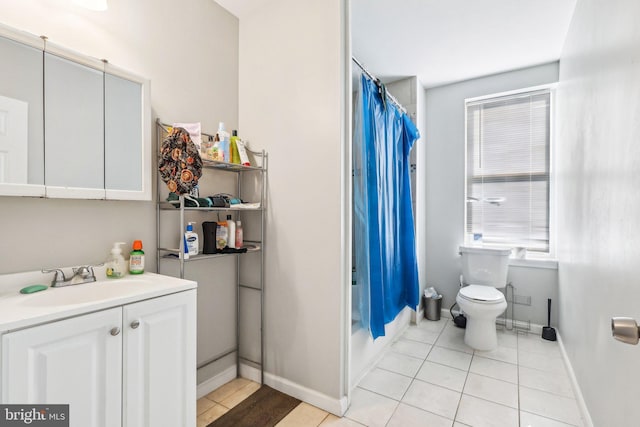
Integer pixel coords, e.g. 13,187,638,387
0,24,151,200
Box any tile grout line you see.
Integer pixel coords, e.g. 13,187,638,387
382,321,449,426
452,347,475,424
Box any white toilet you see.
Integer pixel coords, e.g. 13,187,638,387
456,246,511,351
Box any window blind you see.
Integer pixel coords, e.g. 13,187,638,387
465,89,551,253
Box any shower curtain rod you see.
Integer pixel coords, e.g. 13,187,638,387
351,56,407,114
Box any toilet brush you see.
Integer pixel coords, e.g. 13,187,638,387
542,298,557,341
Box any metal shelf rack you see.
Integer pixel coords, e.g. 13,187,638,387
155,119,267,384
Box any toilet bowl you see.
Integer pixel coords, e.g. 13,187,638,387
457,246,511,351
456,285,507,350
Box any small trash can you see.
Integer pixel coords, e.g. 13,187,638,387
424,295,442,321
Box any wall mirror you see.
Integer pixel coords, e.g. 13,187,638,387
0,24,151,200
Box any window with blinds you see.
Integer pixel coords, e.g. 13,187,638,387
465,88,552,254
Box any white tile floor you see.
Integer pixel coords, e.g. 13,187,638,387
345,318,584,427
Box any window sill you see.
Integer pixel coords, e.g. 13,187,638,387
509,257,558,270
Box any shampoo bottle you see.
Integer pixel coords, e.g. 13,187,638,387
227,215,236,249
217,122,231,163
216,220,228,250
129,240,145,274
210,134,221,161
230,130,241,164
185,222,199,256
106,242,127,279
235,221,243,248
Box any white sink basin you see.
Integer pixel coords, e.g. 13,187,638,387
20,279,153,307
0,271,196,332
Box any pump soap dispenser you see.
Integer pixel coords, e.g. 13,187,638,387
106,242,127,279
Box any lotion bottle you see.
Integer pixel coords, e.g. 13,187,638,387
227,215,236,249
216,220,228,250
185,222,199,256
106,242,127,279
217,122,231,163
235,139,251,167
235,221,243,248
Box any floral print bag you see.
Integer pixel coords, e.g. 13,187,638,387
158,127,203,195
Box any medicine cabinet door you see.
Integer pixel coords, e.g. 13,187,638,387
104,71,151,200
0,34,45,197
44,52,105,199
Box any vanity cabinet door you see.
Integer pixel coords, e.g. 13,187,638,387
123,290,196,427
44,52,105,199
1,307,123,427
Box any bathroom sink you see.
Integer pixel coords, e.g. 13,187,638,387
20,279,153,307
0,271,196,332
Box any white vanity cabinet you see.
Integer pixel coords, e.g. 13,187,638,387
123,290,196,427
2,307,123,426
1,290,196,427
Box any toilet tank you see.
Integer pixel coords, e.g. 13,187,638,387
459,246,511,287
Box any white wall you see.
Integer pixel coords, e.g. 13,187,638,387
424,63,560,326
556,0,640,425
237,0,346,409
0,0,239,385
0,0,238,274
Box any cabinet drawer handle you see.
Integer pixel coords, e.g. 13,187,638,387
130,320,140,329
110,327,120,336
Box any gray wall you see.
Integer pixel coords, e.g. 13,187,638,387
556,0,640,425
0,0,238,274
0,0,239,386
238,0,346,404
423,63,560,326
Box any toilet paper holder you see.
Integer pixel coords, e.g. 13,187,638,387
611,317,640,345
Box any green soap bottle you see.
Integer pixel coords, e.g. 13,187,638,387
230,130,241,164
129,240,145,274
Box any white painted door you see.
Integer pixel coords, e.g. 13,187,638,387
1,308,123,427
123,290,196,427
0,94,28,184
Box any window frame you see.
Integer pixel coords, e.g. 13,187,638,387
463,84,557,261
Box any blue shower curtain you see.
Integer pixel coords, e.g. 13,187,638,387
353,74,420,339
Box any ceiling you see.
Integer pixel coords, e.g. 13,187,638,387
214,0,266,18
215,0,577,89
352,0,577,88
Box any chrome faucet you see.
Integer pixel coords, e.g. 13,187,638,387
42,266,97,287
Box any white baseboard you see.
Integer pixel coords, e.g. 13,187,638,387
207,363,347,416
413,308,424,324
196,365,237,399
558,332,594,427
264,371,348,416
239,362,262,384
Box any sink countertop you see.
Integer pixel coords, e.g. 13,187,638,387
0,271,197,332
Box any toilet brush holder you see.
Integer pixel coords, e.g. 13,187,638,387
542,298,557,341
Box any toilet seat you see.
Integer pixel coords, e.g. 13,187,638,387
459,285,505,304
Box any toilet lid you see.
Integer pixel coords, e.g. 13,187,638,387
459,285,505,304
